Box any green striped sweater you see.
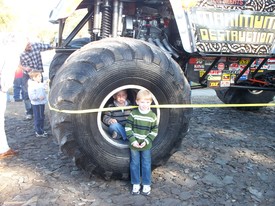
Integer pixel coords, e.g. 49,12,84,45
125,109,158,151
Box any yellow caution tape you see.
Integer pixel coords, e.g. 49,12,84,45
48,104,138,114
46,79,275,114
151,103,275,108
48,102,275,114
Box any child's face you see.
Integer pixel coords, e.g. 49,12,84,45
136,98,152,111
114,91,127,105
33,73,42,83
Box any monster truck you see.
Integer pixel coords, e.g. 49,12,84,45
48,0,275,179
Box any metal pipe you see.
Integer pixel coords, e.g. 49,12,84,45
148,37,156,46
199,57,221,84
62,10,93,47
252,58,268,78
155,38,170,54
88,7,94,41
230,85,275,91
117,1,123,36
93,0,101,36
162,38,179,58
58,19,65,47
235,58,256,83
112,0,119,37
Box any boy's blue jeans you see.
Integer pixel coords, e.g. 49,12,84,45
32,104,45,135
130,149,151,185
108,123,127,140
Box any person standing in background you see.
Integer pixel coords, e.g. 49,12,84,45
28,70,49,137
0,34,24,159
13,65,24,102
20,41,52,120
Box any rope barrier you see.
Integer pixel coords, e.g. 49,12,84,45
46,80,275,114
48,102,275,114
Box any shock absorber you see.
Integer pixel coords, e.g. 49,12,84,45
112,0,119,37
93,0,101,39
88,11,95,40
102,0,112,38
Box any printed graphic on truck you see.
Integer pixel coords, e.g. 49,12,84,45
173,0,275,54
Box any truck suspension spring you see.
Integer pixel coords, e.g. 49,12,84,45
102,0,112,38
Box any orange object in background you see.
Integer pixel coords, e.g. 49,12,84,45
14,65,23,79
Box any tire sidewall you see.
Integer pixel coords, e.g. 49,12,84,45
71,60,188,170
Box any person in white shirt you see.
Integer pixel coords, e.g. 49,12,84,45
0,34,25,159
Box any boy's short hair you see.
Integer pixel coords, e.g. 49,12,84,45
136,89,152,101
28,69,42,79
113,89,127,98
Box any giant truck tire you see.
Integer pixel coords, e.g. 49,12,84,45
49,53,71,84
215,88,275,110
49,38,91,85
48,37,192,179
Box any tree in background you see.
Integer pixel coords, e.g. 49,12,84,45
0,0,16,31
0,0,90,44
0,0,57,43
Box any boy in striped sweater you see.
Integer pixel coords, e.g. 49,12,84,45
125,89,158,196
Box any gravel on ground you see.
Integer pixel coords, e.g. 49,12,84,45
1,91,274,206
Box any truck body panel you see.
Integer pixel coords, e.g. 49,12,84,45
171,0,275,55
49,0,275,91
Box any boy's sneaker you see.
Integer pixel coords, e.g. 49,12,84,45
142,185,151,196
112,131,122,139
112,131,118,139
36,132,47,138
131,184,140,195
43,131,48,135
25,114,33,120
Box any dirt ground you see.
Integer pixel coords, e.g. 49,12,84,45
0,91,274,206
